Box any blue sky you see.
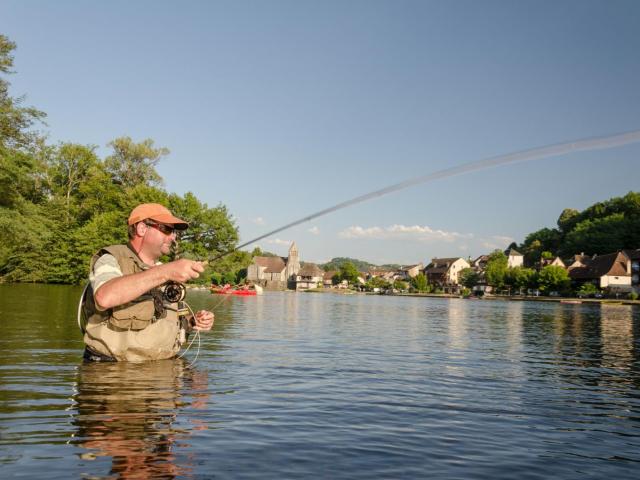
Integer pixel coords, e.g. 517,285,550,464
2,0,639,265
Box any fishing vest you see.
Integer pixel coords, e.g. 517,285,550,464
83,244,165,331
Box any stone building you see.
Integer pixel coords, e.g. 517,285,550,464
247,242,301,290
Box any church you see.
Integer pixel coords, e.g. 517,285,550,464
246,242,301,290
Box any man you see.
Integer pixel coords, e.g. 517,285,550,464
81,203,214,361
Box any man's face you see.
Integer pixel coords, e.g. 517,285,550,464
141,221,177,258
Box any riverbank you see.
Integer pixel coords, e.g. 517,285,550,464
304,287,640,306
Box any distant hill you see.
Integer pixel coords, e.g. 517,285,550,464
320,257,377,272
319,257,406,272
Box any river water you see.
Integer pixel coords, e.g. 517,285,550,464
0,284,639,479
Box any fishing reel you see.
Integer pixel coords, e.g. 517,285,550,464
163,281,187,303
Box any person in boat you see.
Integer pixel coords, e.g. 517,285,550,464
81,203,214,362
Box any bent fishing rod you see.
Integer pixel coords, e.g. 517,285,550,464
198,128,640,265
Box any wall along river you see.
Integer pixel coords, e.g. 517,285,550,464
0,284,639,479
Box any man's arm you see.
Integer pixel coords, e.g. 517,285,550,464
95,259,206,310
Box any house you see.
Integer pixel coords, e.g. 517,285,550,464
539,256,566,269
368,268,399,282
505,248,524,268
323,270,338,288
471,255,489,272
295,263,324,290
568,251,632,292
247,242,301,289
399,263,424,279
424,257,471,291
622,249,640,292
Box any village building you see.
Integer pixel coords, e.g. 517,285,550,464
471,255,489,272
368,268,399,282
295,263,324,290
623,249,640,292
539,256,566,269
398,263,424,280
323,270,338,288
246,242,301,290
424,257,470,291
505,248,524,268
568,251,632,293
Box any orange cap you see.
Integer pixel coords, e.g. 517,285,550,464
127,203,189,230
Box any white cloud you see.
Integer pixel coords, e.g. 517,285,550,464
480,235,515,252
251,217,266,225
307,226,320,235
266,238,292,246
339,224,472,242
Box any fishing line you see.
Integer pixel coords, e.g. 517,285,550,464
208,129,640,261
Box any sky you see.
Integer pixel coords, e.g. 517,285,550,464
2,0,639,265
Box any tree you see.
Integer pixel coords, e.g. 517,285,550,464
365,276,390,291
537,265,570,294
576,282,598,297
557,208,580,233
411,273,429,292
0,35,46,151
339,262,360,284
393,279,408,291
46,143,100,223
505,267,536,294
485,250,508,290
459,268,479,289
104,136,168,188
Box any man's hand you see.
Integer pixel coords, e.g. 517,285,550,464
163,259,206,283
193,310,214,331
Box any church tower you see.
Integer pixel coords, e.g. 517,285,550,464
286,242,300,280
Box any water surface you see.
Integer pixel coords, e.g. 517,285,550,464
1,285,639,478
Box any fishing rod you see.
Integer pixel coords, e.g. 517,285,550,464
203,128,640,264
162,128,640,363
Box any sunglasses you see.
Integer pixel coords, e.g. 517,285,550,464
144,221,176,235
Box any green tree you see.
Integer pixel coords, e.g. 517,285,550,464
459,268,479,289
576,282,598,297
104,136,168,188
393,279,408,291
410,272,429,292
537,265,570,294
365,276,390,291
0,35,46,151
339,261,360,284
505,267,536,294
485,250,508,290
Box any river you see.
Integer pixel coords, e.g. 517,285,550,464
0,284,639,479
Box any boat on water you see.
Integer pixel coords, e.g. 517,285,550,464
210,284,263,296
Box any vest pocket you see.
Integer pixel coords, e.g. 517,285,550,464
110,300,155,331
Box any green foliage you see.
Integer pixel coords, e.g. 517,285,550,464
410,273,429,292
537,265,570,293
519,191,640,260
505,267,537,293
0,36,241,284
576,283,599,297
104,136,167,188
393,279,408,291
459,268,479,289
485,250,508,289
365,276,390,291
322,257,375,272
520,228,561,265
629,291,638,301
0,35,46,151
339,262,361,284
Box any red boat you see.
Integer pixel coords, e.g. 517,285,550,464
210,285,262,296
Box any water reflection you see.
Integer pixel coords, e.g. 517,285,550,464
72,360,209,479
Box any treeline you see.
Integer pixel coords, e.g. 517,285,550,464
321,257,400,272
516,191,640,264
0,35,248,284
